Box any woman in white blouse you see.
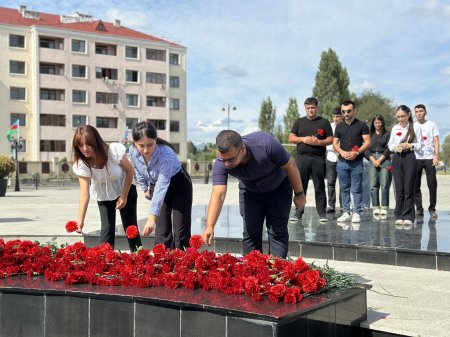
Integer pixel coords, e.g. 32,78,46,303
388,105,423,228
72,125,142,251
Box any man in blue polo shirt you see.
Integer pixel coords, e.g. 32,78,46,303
201,130,306,258
333,101,371,223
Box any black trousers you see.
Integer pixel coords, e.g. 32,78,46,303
296,155,327,215
97,184,142,252
392,152,417,221
414,159,437,211
326,159,341,209
239,177,292,258
155,168,192,249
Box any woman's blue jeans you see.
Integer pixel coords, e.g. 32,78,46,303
368,153,392,208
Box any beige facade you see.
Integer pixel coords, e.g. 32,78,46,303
0,6,187,176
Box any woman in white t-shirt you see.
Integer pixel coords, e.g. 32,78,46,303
72,125,142,251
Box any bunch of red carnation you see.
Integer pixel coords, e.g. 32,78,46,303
0,235,326,304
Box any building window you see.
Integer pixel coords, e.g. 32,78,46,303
169,53,179,65
10,87,26,100
96,117,118,128
146,72,166,84
40,89,65,101
170,121,180,132
170,76,180,88
72,90,87,103
40,63,64,75
71,39,86,53
125,70,139,82
147,119,165,130
73,115,86,128
126,46,138,59
19,162,27,174
126,118,139,129
95,43,117,56
9,34,25,48
146,96,166,107
40,140,66,152
40,114,66,127
170,98,180,110
10,113,26,126
146,48,166,61
39,37,64,49
42,162,50,174
126,94,139,107
72,65,87,78
95,67,118,80
96,92,119,104
10,61,25,74
171,143,180,154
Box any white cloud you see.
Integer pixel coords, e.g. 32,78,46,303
442,67,450,76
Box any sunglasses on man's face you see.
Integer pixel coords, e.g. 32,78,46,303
216,146,243,164
341,109,353,114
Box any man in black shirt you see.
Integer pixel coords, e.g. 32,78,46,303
289,97,333,222
333,101,371,224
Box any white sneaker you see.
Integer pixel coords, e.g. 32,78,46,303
337,212,352,222
395,219,403,229
351,213,361,223
372,208,381,216
403,220,413,230
380,208,388,216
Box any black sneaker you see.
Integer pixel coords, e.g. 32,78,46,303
429,210,438,219
326,207,335,213
289,208,303,222
416,208,424,216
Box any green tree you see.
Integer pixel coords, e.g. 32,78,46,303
312,48,350,120
352,90,396,129
187,140,197,159
282,97,300,143
258,96,276,134
441,134,450,167
274,124,284,143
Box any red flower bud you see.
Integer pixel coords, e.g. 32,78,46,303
126,225,139,239
352,145,360,152
65,221,78,233
387,165,393,171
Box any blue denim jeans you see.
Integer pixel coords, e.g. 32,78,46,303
337,159,364,214
368,153,392,207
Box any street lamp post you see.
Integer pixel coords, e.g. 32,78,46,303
10,136,24,192
222,104,237,130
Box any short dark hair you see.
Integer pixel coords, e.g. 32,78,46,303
216,130,243,153
304,97,318,106
341,100,355,108
414,104,427,112
332,107,341,115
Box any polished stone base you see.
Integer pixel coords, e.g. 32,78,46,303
0,276,369,337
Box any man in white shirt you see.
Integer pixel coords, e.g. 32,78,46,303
414,104,439,219
325,107,342,213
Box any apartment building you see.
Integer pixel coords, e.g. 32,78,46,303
0,5,187,175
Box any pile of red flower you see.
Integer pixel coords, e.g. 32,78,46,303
0,236,326,304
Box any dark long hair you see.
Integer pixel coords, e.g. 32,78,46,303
370,114,386,136
396,105,416,143
72,125,108,171
132,121,175,151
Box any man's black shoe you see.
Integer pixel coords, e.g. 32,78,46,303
429,210,438,219
326,207,335,213
416,208,424,216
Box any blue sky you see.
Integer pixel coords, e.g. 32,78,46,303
3,0,450,144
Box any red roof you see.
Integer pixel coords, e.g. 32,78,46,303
0,6,183,47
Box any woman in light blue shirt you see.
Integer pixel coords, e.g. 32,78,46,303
129,121,192,249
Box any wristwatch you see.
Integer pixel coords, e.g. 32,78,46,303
294,191,305,196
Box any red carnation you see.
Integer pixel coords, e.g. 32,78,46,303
65,221,78,233
352,145,360,152
387,165,393,171
126,225,139,239
423,136,428,140
316,128,325,137
396,132,402,136
189,235,204,250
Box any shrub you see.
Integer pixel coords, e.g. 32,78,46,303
0,155,15,178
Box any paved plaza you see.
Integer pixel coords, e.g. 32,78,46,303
2,176,450,336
